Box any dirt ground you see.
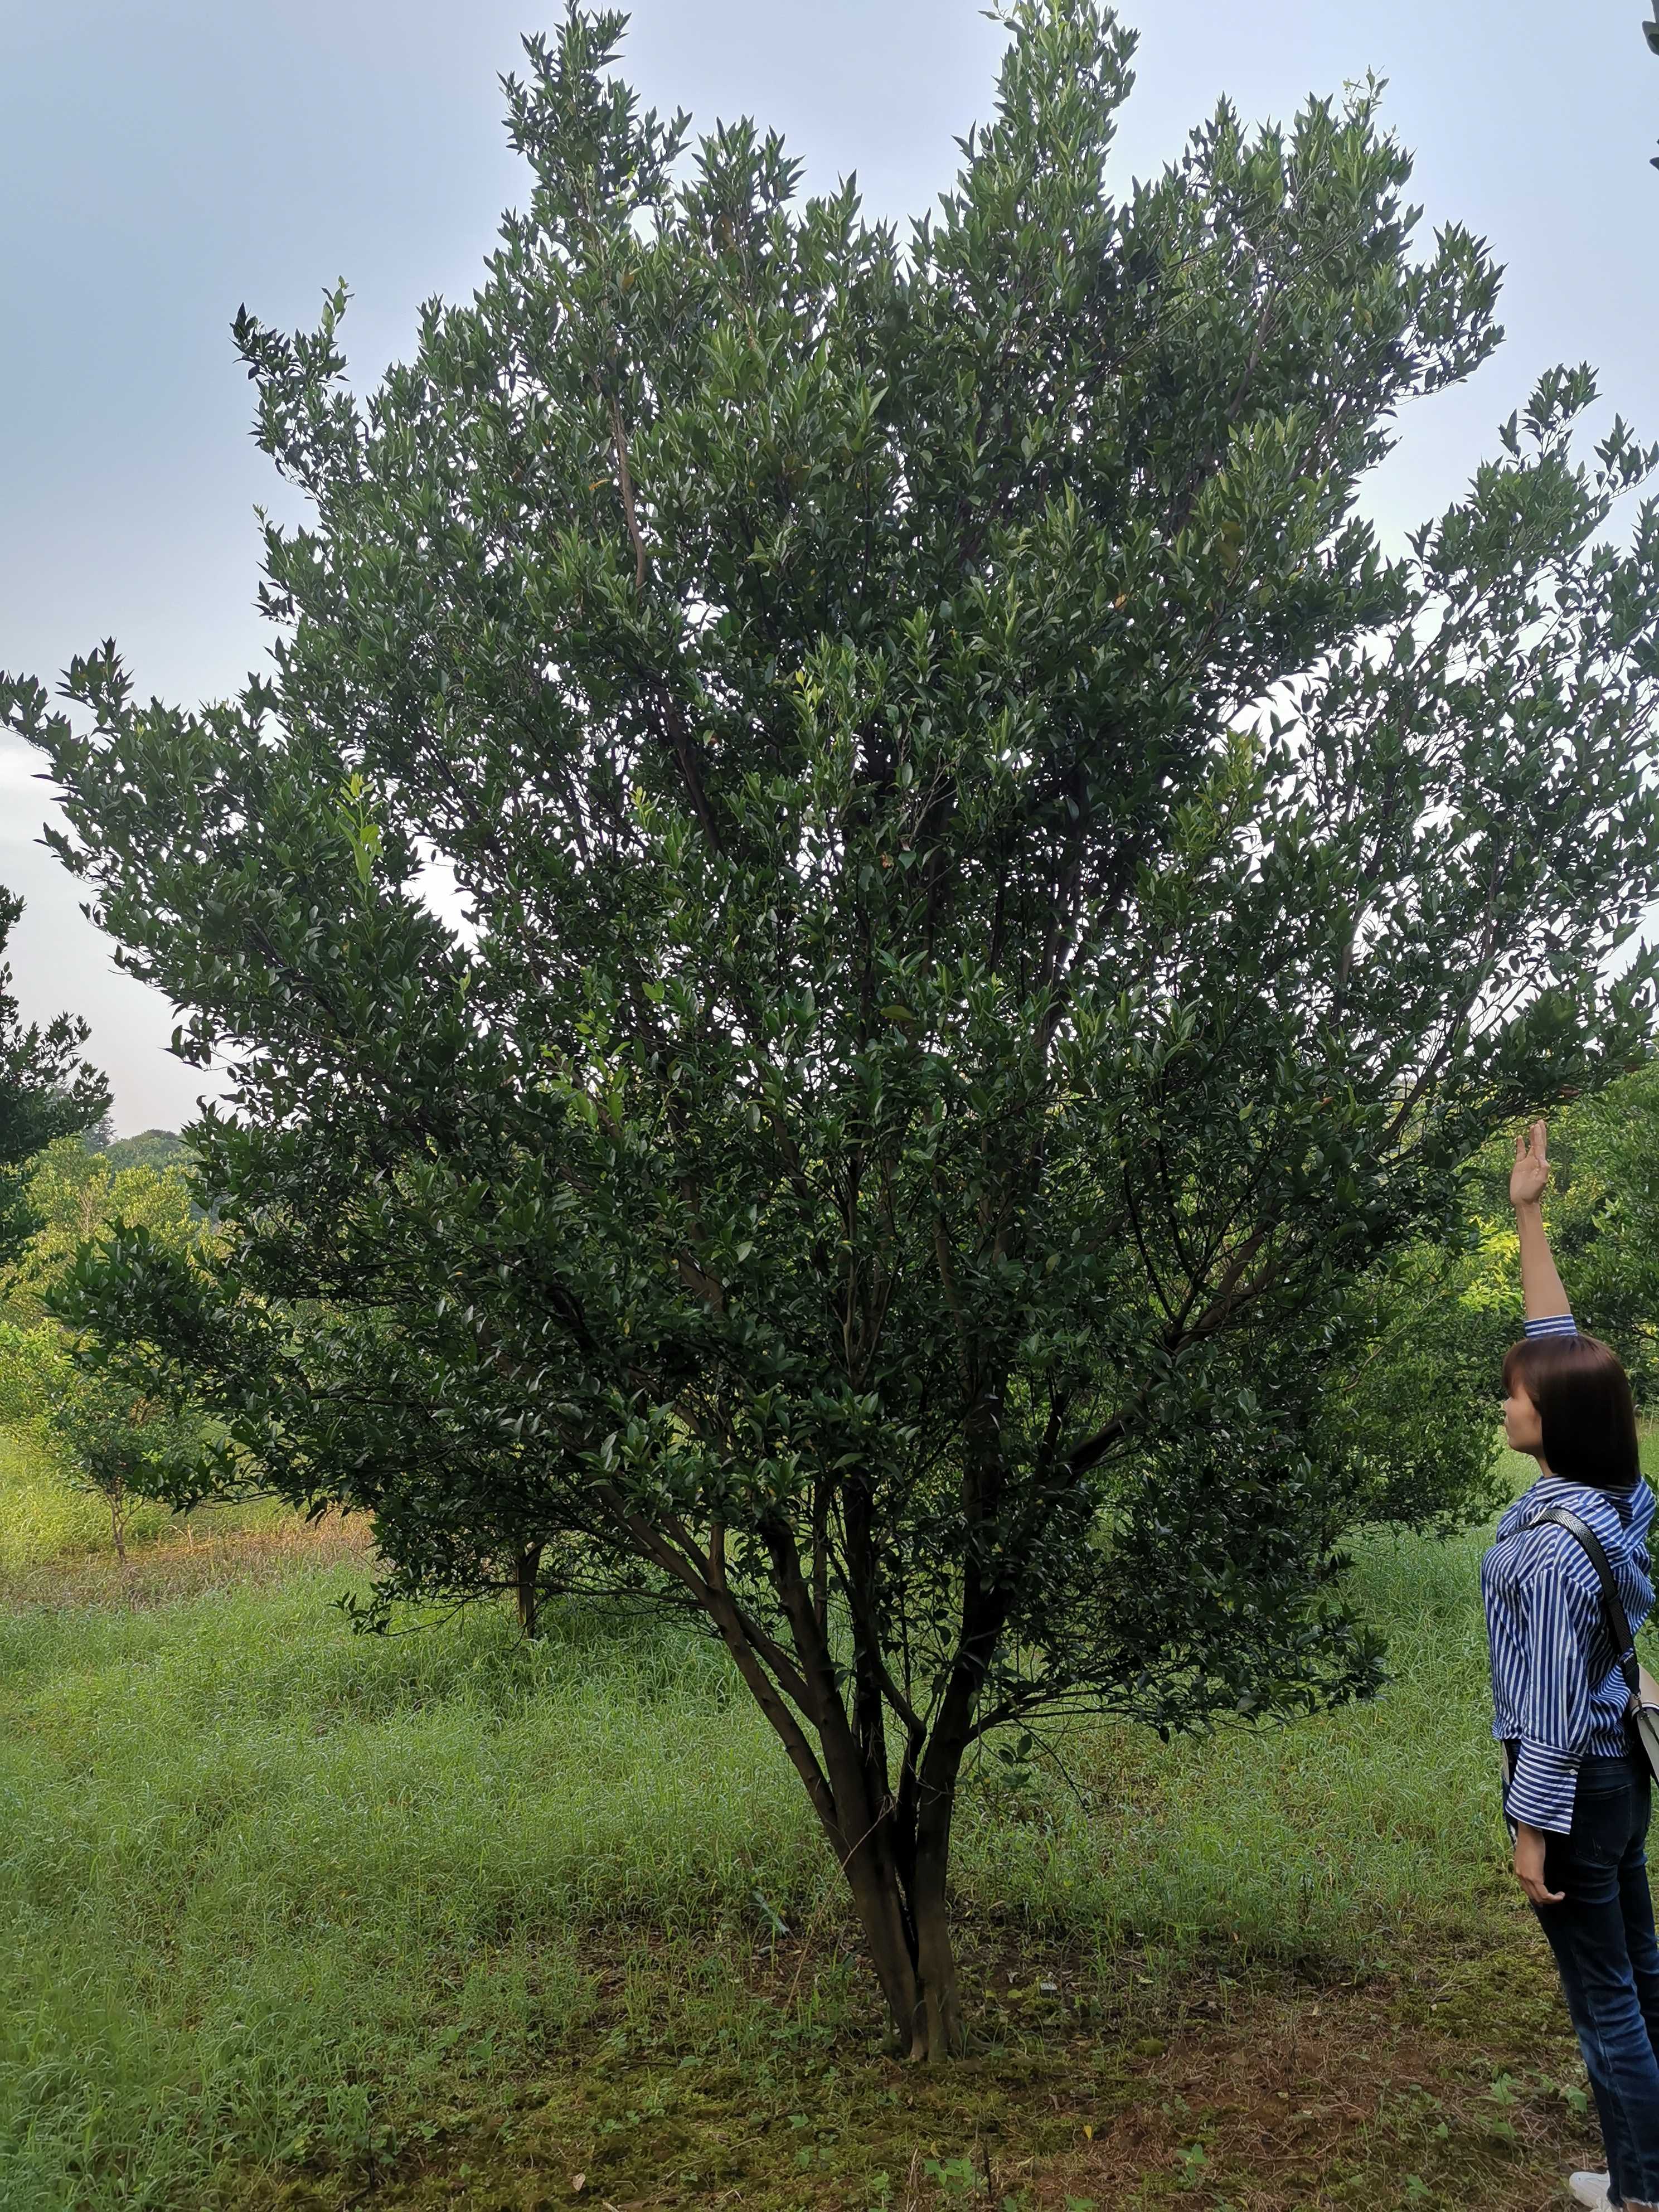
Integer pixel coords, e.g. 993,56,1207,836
252,1923,1594,2212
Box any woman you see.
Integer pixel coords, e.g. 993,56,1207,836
1485,1120,1659,2211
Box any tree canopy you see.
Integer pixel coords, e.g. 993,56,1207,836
6,0,1659,2056
104,1128,190,1176
1,1133,203,1326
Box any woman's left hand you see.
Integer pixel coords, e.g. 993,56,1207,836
1514,1822,1565,1906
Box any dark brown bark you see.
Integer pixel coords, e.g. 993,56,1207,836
514,1541,543,1637
911,1838,964,2057
769,1490,996,2059
756,1515,932,2049
839,1706,973,2058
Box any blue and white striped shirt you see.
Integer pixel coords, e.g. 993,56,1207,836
1482,1314,1654,1833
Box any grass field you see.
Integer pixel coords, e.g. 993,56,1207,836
3,1424,1655,2210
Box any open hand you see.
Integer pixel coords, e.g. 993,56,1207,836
1514,1822,1565,1907
1510,1119,1550,1211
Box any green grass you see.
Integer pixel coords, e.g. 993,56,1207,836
0,1433,1645,2209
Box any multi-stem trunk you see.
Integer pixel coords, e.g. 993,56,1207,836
843,1747,968,2060
758,1512,987,2060
603,1491,983,2058
817,1734,968,2059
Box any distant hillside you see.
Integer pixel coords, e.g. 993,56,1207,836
103,1129,190,1173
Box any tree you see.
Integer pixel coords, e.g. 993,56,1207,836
1549,1063,1659,1393
42,1369,205,1565
1315,1237,1509,1535
0,1135,218,1563
1,1134,205,1325
7,1,1659,2056
104,1128,188,1174
1452,1055,1659,1401
0,1317,72,1426
0,886,109,1262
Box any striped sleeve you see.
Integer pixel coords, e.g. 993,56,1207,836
1503,1548,1595,1835
1524,1313,1578,1339
1506,1739,1581,1835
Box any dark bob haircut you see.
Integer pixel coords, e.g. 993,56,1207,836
1502,1332,1642,1492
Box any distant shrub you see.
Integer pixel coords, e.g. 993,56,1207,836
43,1370,211,1563
0,1320,71,1425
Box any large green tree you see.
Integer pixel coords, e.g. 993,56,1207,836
7,2,1659,2056
0,887,109,1262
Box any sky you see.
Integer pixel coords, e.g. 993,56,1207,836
2,0,1656,1134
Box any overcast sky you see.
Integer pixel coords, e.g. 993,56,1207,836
2,0,1656,1133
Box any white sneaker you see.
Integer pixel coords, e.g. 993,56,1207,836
1568,2175,1613,2210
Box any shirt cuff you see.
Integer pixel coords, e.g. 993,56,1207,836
1524,1313,1577,1339
1506,1740,1580,1834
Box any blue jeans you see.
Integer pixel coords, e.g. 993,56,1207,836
1533,1753,1659,2210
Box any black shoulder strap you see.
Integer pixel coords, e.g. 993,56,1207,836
1531,1503,1642,1701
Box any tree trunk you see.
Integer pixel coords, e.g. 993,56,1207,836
842,1829,927,2054
109,1478,128,1566
910,1783,966,2056
833,1733,968,2059
841,1791,965,2058
514,1542,543,1637
851,1534,1002,2056
608,1492,978,2058
749,1511,975,2058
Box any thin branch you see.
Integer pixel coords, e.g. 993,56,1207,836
608,392,649,594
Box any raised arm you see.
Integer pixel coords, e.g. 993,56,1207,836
1510,1119,1572,1328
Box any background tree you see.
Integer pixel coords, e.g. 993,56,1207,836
1313,1238,1509,1535
0,1317,72,1427
41,1369,206,1566
1451,1054,1659,1399
104,1128,190,1175
1,1132,203,1326
0,887,109,1263
0,1133,218,1561
7,0,1659,2056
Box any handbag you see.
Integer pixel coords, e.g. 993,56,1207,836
1530,1503,1659,1785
